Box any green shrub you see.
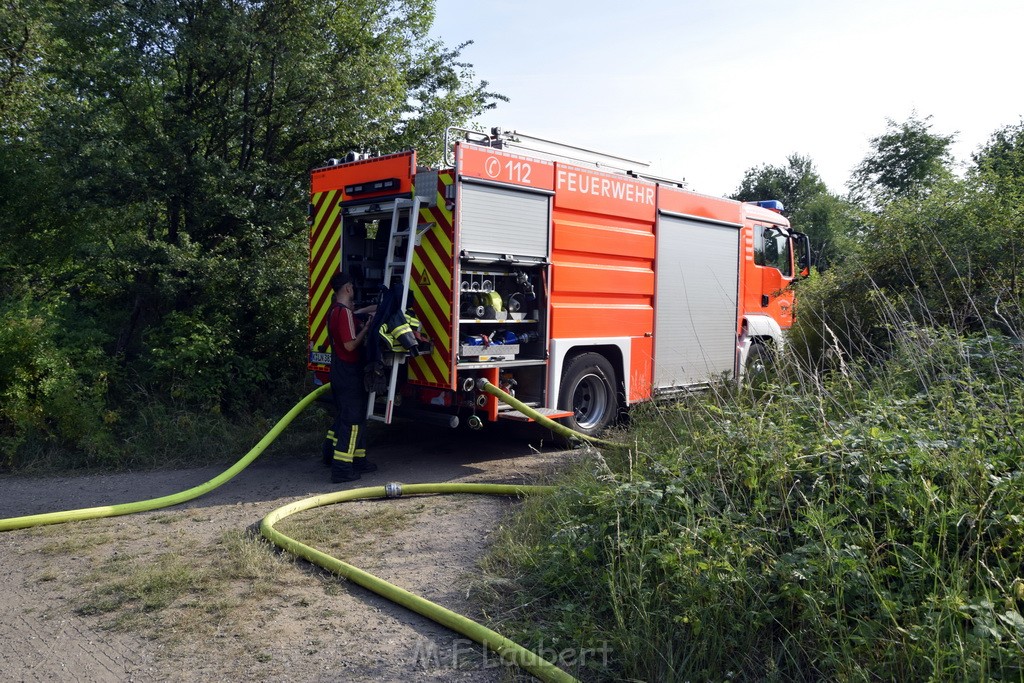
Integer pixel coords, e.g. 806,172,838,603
484,329,1024,681
0,296,112,466
790,176,1024,373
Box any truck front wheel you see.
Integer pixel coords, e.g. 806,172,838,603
558,352,619,437
744,341,775,390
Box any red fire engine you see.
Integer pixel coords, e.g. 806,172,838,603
307,129,810,435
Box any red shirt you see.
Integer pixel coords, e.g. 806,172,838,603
328,303,361,364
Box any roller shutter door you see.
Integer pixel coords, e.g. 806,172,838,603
458,182,549,258
653,214,740,389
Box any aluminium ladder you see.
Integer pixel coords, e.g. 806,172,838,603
366,196,422,424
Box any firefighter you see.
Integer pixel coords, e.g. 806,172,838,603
321,271,377,482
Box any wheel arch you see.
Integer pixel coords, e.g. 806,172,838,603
739,314,785,379
549,338,628,408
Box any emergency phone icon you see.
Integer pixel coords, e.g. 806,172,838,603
484,156,501,179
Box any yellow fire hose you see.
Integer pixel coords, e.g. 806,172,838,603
476,378,622,450
260,483,576,683
0,381,619,682
0,383,333,532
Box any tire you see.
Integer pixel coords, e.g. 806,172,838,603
557,352,619,437
743,342,774,390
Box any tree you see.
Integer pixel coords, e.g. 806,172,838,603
973,120,1024,194
35,0,501,395
0,0,502,462
848,114,956,206
733,154,826,214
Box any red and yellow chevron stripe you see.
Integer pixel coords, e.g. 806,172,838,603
408,172,455,388
307,189,342,371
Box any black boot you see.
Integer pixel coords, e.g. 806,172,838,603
354,456,378,473
331,458,360,483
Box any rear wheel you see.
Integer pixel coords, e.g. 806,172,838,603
558,352,619,437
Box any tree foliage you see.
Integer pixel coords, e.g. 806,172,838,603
733,154,827,216
849,113,956,205
792,114,1024,369
973,119,1024,200
0,0,500,467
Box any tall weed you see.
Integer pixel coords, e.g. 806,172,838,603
483,327,1024,681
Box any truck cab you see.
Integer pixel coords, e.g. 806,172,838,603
738,200,811,378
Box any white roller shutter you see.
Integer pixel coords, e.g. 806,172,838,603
653,214,740,389
458,181,549,258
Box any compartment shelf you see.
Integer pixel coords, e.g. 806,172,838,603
458,318,538,324
455,359,547,370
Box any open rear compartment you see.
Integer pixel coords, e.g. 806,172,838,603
445,145,563,424
452,259,551,422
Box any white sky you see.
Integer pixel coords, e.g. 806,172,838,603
430,0,1024,197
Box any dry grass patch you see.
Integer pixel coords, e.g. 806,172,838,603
74,529,292,635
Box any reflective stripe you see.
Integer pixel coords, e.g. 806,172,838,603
347,425,359,457
332,425,359,463
308,189,342,367
409,172,455,388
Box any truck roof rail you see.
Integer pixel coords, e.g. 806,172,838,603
445,126,652,175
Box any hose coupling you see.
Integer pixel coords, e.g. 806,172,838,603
384,482,403,498
467,415,483,430
475,377,491,391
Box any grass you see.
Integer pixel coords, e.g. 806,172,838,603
37,531,113,555
74,529,292,633
69,497,425,637
480,326,1024,681
77,553,206,624
276,500,425,555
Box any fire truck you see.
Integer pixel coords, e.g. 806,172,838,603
307,128,810,435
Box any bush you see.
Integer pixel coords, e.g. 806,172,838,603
483,328,1024,681
790,176,1024,373
0,296,113,467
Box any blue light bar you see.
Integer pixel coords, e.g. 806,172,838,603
756,200,785,212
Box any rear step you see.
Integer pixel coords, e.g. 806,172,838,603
496,407,574,423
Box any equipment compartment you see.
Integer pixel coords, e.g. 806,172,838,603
455,263,546,365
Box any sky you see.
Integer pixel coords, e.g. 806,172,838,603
430,0,1024,198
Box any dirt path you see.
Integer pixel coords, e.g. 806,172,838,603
0,423,569,682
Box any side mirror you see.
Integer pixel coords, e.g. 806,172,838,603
793,232,812,279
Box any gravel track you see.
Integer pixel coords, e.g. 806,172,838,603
0,423,568,682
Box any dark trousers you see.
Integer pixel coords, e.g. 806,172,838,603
329,360,367,469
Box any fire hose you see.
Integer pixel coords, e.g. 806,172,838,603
0,381,619,682
260,482,575,683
